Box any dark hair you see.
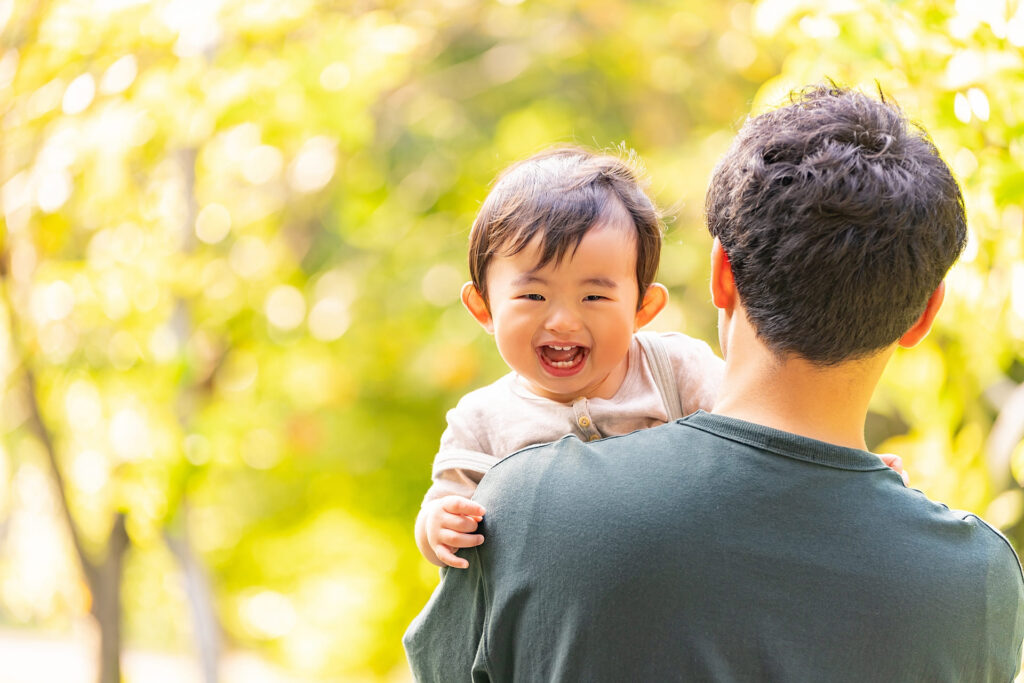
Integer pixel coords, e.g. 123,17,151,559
468,146,662,308
705,84,967,364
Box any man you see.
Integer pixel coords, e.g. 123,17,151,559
403,85,1024,681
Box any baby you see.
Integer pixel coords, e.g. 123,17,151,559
415,146,724,568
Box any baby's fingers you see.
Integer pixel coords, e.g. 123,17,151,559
441,495,486,518
437,529,485,549
878,453,904,473
439,512,481,534
879,453,911,485
435,544,469,570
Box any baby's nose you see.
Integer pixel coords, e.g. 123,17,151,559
544,306,582,333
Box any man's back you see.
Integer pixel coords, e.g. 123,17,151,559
404,412,1024,681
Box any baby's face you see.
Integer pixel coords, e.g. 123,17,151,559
481,222,641,403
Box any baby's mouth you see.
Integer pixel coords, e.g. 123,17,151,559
538,344,588,370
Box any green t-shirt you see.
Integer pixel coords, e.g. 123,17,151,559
404,411,1024,682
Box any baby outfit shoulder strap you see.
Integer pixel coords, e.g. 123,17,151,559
636,331,684,421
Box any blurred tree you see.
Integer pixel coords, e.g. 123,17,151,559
0,0,1020,681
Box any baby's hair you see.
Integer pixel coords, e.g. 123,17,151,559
468,146,662,309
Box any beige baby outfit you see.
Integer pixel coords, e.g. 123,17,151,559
424,331,724,502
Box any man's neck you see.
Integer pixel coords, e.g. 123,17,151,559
712,332,892,452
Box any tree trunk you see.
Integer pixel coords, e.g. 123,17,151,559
167,146,223,683
986,380,1024,489
166,524,222,683
1,255,130,683
94,515,129,683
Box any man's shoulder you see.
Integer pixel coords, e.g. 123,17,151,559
476,420,701,501
948,511,1024,584
888,491,1024,579
476,432,585,489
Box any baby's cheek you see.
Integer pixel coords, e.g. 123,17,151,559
493,334,534,375
597,331,633,367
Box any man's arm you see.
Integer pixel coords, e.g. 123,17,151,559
403,546,491,682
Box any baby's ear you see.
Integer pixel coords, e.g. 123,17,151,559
634,283,668,330
461,282,494,333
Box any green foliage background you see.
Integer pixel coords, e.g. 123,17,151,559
1,0,1022,680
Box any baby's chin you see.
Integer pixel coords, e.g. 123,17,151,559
520,375,588,404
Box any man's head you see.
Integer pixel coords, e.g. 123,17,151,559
705,84,967,365
467,146,662,310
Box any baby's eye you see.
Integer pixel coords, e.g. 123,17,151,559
583,295,607,302
518,293,545,301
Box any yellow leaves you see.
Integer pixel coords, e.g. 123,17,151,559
1012,440,1024,488
216,349,258,394
61,73,95,115
878,424,990,513
753,0,804,36
878,430,948,487
99,55,137,95
966,87,990,120
1011,264,1024,327
368,23,422,57
432,342,481,390
263,285,305,332
945,48,1024,91
319,61,351,91
495,104,574,160
420,263,463,308
986,489,1024,532
882,341,947,407
240,428,283,470
280,354,338,412
241,145,284,186
411,337,483,393
717,31,759,72
287,136,337,194
194,203,232,245
1,460,88,622
224,513,401,674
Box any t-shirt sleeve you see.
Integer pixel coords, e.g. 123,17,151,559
424,396,501,503
972,515,1024,679
1000,556,1024,680
403,548,491,681
661,332,724,415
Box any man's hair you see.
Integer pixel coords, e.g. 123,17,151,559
705,84,967,364
468,146,662,308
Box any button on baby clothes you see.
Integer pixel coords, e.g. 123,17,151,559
572,398,601,441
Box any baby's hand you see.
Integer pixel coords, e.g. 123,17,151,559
878,453,910,485
424,495,486,569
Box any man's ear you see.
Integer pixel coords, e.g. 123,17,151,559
634,283,669,330
461,281,494,334
710,238,736,310
898,281,945,348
